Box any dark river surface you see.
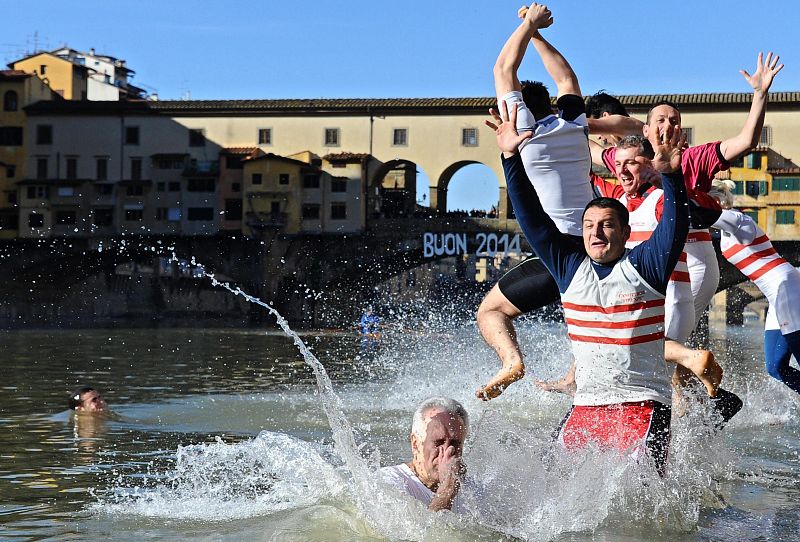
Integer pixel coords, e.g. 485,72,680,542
1,317,799,541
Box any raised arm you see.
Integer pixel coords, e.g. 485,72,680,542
589,139,608,168
529,31,579,97
588,115,644,139
517,4,579,97
713,209,759,245
629,125,689,294
494,3,553,99
719,52,784,161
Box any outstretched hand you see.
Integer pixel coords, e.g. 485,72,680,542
485,101,533,155
741,52,784,95
648,123,686,174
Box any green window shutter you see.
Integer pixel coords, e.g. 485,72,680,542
776,210,796,224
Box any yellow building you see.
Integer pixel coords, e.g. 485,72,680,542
242,153,307,236
722,147,800,240
0,70,57,238
10,52,90,100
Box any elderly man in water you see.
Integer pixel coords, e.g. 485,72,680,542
381,397,468,512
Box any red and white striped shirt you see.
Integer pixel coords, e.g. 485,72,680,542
562,257,672,406
720,214,792,286
621,188,691,287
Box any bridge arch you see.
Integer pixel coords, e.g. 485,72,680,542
436,160,509,219
369,158,435,218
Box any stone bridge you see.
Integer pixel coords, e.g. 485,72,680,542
1,222,798,327
0,217,526,327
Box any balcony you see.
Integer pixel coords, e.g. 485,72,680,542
246,211,287,229
183,160,219,176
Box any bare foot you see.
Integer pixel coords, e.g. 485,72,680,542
685,350,722,398
476,365,524,401
665,340,722,397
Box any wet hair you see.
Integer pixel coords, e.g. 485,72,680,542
646,99,681,124
585,90,629,119
411,397,469,440
617,135,655,159
709,179,736,209
583,197,629,227
69,386,95,410
520,80,553,121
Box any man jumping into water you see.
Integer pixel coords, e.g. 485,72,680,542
487,98,688,475
477,3,597,400
476,3,722,402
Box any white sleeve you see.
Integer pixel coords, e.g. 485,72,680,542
712,209,758,245
500,91,536,132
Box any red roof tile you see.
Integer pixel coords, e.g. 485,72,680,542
221,147,259,155
324,152,369,163
0,69,33,81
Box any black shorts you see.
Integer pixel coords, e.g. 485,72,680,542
497,235,581,313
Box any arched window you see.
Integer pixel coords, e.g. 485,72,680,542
3,90,18,111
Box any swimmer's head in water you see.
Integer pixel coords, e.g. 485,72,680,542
411,410,467,491
69,387,107,412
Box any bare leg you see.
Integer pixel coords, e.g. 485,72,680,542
476,285,525,400
664,339,722,397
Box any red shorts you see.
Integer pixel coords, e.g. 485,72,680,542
557,401,671,476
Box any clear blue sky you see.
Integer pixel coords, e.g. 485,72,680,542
6,0,799,208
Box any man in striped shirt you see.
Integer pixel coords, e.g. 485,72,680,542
486,101,688,475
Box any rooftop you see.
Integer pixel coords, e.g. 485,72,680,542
0,70,33,81
244,152,315,168
221,146,260,155
22,91,800,116
324,152,370,163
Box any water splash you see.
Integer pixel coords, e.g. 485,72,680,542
98,431,344,521
92,254,751,540
199,270,370,476
194,265,451,539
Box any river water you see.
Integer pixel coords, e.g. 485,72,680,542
2,315,799,541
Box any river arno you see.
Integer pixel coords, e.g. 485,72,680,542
2,318,799,541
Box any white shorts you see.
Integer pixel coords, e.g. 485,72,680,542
685,241,720,326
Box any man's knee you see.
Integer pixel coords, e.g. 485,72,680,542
477,285,522,321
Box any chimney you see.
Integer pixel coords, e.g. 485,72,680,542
89,48,95,56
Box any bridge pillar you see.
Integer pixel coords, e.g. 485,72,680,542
709,290,727,325
429,186,447,213
710,287,755,326
498,186,509,219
